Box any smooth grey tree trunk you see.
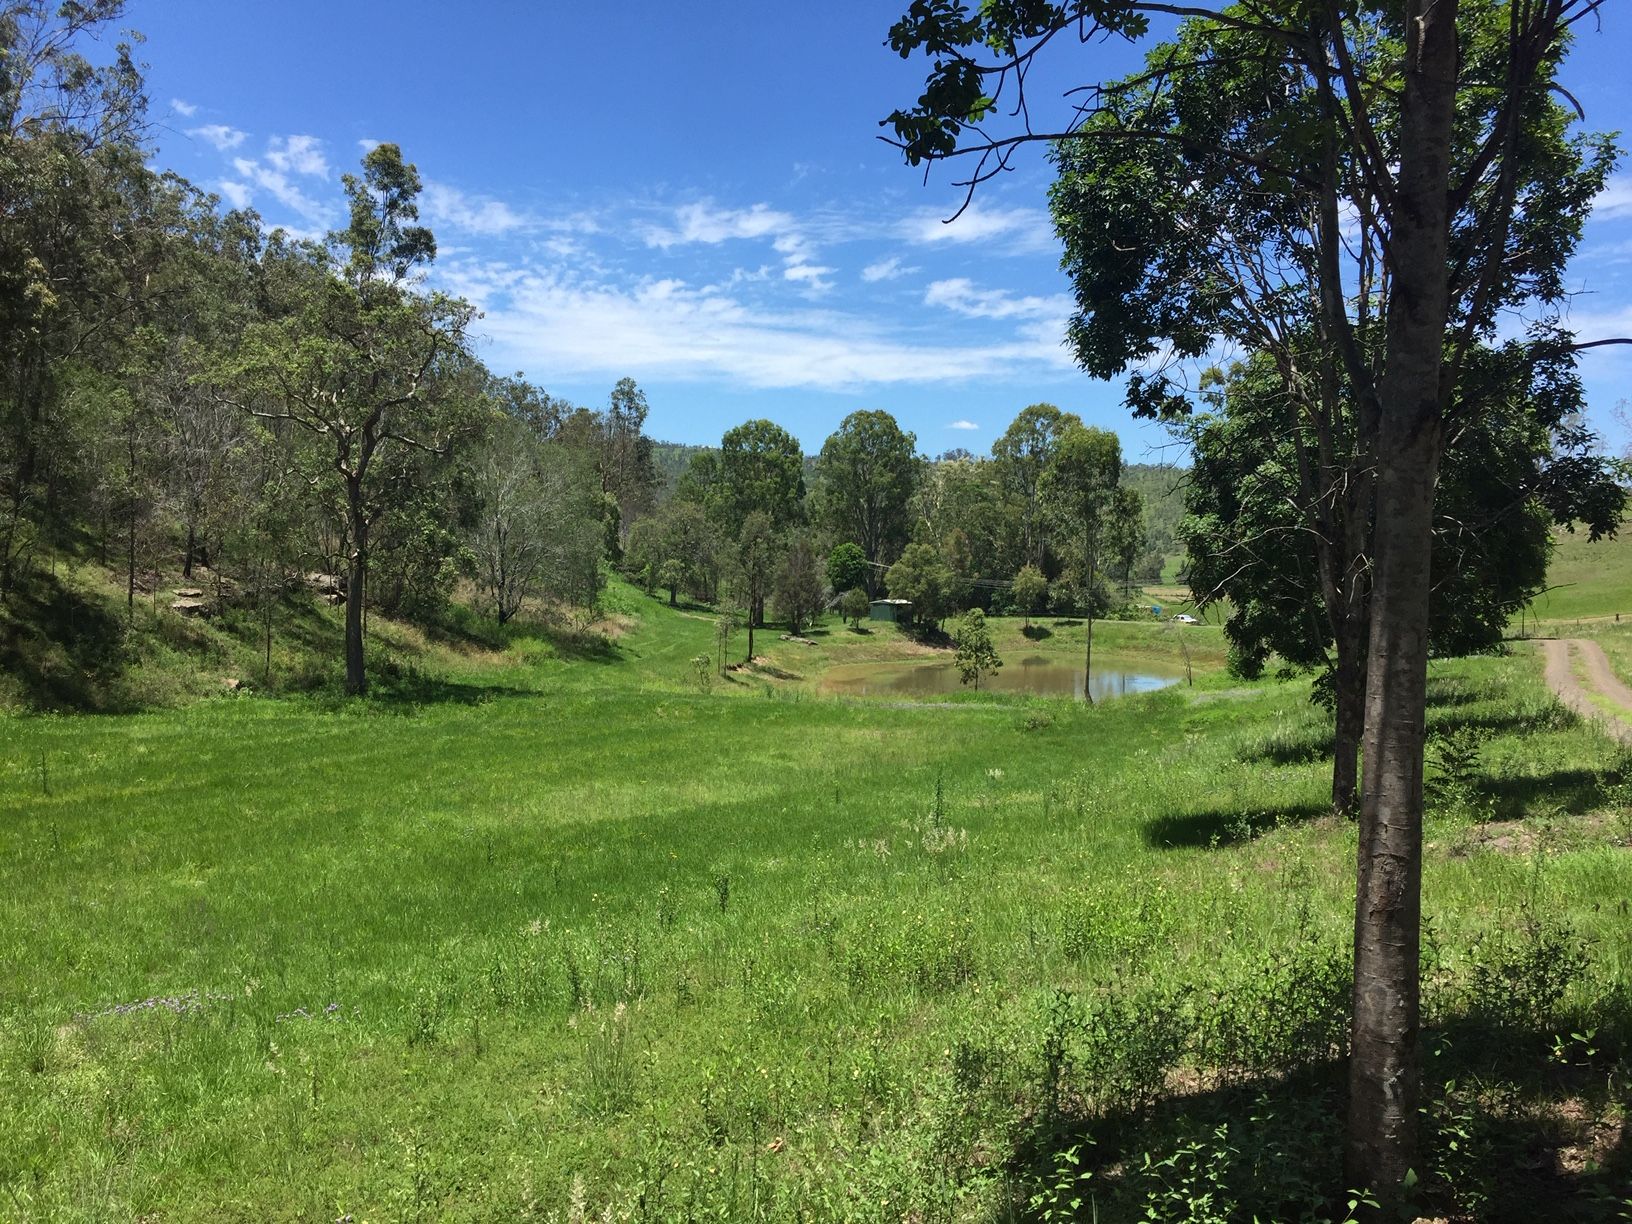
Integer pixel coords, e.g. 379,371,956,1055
1345,0,1458,1205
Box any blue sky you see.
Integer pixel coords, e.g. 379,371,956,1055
136,1,1632,459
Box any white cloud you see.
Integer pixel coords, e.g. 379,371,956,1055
265,134,329,178
171,98,198,117
947,419,980,430
645,201,795,249
902,203,1055,253
924,277,1073,322
357,138,383,153
862,255,911,283
1592,176,1632,222
231,156,331,224
783,261,835,293
440,261,1074,392
217,180,252,209
188,123,247,152
422,180,527,236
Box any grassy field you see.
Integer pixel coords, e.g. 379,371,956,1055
1504,527,1632,627
4,581,1632,1221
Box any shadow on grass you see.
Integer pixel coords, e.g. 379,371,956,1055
0,569,129,710
1144,801,1331,848
1238,724,1332,767
1021,624,1053,640
1478,768,1609,818
995,1037,1631,1224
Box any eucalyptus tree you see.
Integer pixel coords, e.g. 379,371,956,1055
225,143,479,695
885,0,1621,1194
1041,423,1137,702
0,0,147,594
772,535,826,635
992,403,1074,569
717,418,805,536
470,421,603,626
731,510,776,661
814,409,918,587
952,606,1001,689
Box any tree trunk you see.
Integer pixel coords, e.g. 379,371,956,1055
1082,547,1096,705
1345,0,1458,1205
127,508,136,619
1332,617,1366,818
344,484,369,697
183,522,196,579
746,619,754,664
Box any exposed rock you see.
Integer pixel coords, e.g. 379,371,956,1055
170,597,212,618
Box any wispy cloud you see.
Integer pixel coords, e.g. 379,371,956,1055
1592,176,1632,222
265,134,329,178
644,201,795,248
643,200,837,292
861,255,912,283
188,123,247,152
901,203,1055,253
947,419,980,430
217,180,252,209
423,180,527,236
440,258,1074,391
925,277,1073,322
231,156,331,224
171,98,198,117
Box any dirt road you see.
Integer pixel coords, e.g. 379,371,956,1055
1540,638,1632,745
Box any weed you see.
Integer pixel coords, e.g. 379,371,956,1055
1425,725,1491,820
578,1001,637,1117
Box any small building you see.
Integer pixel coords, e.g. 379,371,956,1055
869,598,912,624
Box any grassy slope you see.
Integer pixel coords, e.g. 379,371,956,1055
1529,526,1632,624
3,586,1630,1220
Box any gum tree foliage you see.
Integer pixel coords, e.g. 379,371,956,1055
839,586,870,629
469,416,605,625
0,0,147,595
992,402,1074,569
910,453,1012,587
814,409,918,589
1011,562,1047,627
772,535,826,635
730,510,776,660
952,606,1001,689
1041,423,1136,703
224,143,479,696
885,541,956,630
717,418,806,534
884,0,1621,1197
626,498,719,606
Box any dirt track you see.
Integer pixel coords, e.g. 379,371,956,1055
1540,638,1632,745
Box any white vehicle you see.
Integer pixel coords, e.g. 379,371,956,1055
1173,613,1200,625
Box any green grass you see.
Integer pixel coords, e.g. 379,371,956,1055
1526,526,1632,624
3,589,1631,1220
